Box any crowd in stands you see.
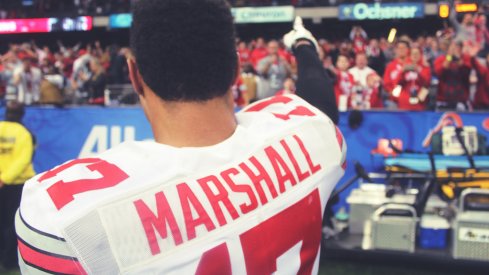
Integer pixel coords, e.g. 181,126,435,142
1,6,489,110
0,41,130,105
234,13,489,111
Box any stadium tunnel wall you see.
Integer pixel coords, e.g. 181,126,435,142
1,107,488,209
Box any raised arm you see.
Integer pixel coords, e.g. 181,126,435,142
284,18,338,124
449,4,461,33
294,44,338,124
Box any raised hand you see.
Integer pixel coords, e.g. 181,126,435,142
283,17,320,54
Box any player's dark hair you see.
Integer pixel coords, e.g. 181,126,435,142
130,0,238,102
5,101,25,122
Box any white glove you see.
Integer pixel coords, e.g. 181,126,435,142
283,17,320,53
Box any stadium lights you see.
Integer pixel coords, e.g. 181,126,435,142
0,17,92,34
439,3,450,19
387,28,397,44
439,2,478,19
455,3,478,13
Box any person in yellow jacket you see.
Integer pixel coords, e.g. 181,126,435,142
0,101,35,270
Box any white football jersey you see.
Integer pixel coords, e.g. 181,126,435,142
16,95,346,275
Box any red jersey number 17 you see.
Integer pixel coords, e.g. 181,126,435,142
38,158,129,210
196,190,323,275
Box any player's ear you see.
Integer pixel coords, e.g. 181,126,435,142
127,57,145,97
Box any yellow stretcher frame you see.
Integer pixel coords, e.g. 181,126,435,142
386,166,489,200
386,166,489,179
441,180,489,200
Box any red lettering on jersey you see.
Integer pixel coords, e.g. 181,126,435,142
198,176,240,227
240,190,322,274
177,183,216,241
265,145,297,193
245,96,292,112
335,127,347,170
134,192,183,256
245,96,317,121
280,140,311,182
273,106,316,121
239,157,278,205
45,159,129,210
197,189,323,274
195,243,232,275
335,127,344,151
39,158,99,182
220,168,258,215
294,135,322,174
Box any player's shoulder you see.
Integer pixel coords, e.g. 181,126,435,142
237,95,339,153
239,94,331,123
16,169,87,274
242,94,345,147
19,141,151,235
16,207,86,274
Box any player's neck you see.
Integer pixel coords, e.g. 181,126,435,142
148,94,237,148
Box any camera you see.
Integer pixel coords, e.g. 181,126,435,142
404,64,416,72
409,87,419,105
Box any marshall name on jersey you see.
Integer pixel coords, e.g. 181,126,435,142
16,95,346,275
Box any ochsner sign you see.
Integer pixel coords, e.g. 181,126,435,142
339,3,425,21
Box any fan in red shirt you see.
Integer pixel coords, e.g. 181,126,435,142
350,26,368,54
365,72,384,109
348,72,384,110
319,39,332,58
469,45,489,109
237,41,251,66
475,14,489,50
62,56,75,78
383,40,411,98
250,38,268,69
334,55,355,109
394,47,432,111
433,41,472,110
278,46,293,65
231,76,247,108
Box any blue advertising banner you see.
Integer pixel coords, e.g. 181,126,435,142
1,107,488,207
338,2,425,21
0,107,152,173
109,13,133,29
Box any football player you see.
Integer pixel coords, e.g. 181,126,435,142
16,1,346,274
